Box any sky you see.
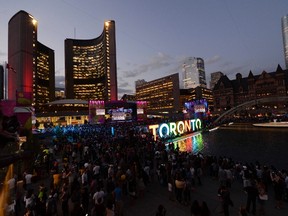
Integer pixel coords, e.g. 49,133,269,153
0,0,288,99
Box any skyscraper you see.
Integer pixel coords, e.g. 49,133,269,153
65,20,117,101
8,10,55,112
182,57,206,89
282,14,288,69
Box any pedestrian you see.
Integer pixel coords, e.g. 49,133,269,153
257,179,268,216
244,177,258,215
60,186,69,216
46,193,57,216
155,204,166,216
200,201,210,216
190,200,201,216
218,185,233,216
271,171,285,209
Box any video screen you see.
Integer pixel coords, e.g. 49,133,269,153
108,107,133,121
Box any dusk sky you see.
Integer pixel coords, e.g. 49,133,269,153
0,0,287,99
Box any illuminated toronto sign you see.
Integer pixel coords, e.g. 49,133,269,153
148,118,202,140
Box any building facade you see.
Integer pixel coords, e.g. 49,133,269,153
213,65,288,114
65,20,117,102
35,42,55,113
8,10,55,113
282,15,288,69
210,71,224,90
135,74,180,115
180,87,213,112
0,65,3,100
182,57,206,89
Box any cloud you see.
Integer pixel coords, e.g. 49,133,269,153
122,52,172,78
0,50,6,56
55,75,65,88
205,55,221,64
118,81,130,88
55,67,64,76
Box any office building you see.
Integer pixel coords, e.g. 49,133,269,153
65,20,117,101
0,65,3,100
182,57,206,89
8,10,55,113
135,73,180,115
282,15,288,69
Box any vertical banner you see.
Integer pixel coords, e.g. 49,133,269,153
89,100,105,124
16,91,33,107
136,101,147,121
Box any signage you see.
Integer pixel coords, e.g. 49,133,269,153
148,118,202,140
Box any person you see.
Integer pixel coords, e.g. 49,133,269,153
155,204,166,216
190,200,201,216
218,185,233,216
257,179,267,216
23,171,33,191
113,182,123,216
175,173,185,203
238,206,248,216
271,171,284,209
46,193,57,216
200,201,210,216
60,186,69,216
168,178,174,201
244,177,258,215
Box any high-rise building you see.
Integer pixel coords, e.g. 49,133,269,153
0,65,3,100
282,15,288,69
135,74,180,115
65,20,117,101
8,10,55,112
182,57,206,89
210,71,224,90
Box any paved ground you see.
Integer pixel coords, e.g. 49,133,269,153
14,169,288,216
123,176,288,216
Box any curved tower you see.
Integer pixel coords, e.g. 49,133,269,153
8,10,55,113
65,20,117,101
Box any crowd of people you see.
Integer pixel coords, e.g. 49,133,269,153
2,121,288,216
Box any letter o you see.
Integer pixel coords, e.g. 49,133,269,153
177,121,185,134
195,119,202,130
159,123,169,137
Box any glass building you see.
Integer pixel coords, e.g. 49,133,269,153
8,10,55,113
282,15,288,69
182,57,206,89
65,20,117,101
135,73,180,115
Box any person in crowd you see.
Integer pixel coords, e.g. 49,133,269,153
190,200,201,216
244,176,258,215
200,201,210,216
155,204,166,216
218,185,233,216
270,171,285,209
257,179,268,216
46,191,57,216
175,172,186,204
60,185,69,216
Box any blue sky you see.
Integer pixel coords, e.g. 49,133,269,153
0,0,287,99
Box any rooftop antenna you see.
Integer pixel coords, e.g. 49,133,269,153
74,27,76,39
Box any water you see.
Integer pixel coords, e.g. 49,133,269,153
170,123,288,170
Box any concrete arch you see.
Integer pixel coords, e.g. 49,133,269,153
213,96,288,124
